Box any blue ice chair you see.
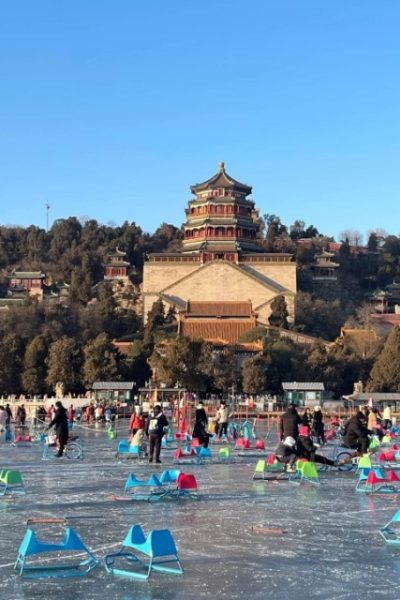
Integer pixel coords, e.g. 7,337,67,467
197,447,212,463
380,510,400,544
15,527,98,578
124,473,166,500
159,470,181,486
104,524,183,579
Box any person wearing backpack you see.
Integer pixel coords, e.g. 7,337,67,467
146,405,168,464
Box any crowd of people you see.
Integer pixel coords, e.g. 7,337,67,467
275,401,394,471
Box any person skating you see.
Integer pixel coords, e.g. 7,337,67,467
192,401,210,448
312,406,326,445
342,411,371,457
146,405,168,463
215,400,230,438
47,400,69,457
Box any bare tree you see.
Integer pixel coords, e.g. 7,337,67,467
339,229,363,247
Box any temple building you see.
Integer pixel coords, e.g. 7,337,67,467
104,248,130,281
7,270,46,300
143,162,297,342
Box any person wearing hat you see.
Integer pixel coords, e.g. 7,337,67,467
311,405,326,445
47,400,69,457
297,425,336,466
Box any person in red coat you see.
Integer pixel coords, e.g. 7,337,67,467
129,407,144,436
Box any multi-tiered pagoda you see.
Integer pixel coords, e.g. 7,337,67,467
143,163,297,343
182,161,260,262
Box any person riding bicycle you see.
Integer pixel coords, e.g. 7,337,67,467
47,400,69,457
342,411,370,457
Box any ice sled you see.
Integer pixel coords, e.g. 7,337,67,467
124,473,166,501
15,522,98,579
358,469,400,494
174,447,197,464
0,469,25,496
117,440,144,459
379,510,400,545
289,460,320,485
103,524,183,580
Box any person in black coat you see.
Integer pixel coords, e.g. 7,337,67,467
48,401,69,457
146,404,168,463
311,406,326,445
192,402,210,448
342,411,370,455
279,404,302,440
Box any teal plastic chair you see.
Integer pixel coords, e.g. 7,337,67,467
380,510,400,544
15,527,98,578
197,447,212,463
104,524,183,579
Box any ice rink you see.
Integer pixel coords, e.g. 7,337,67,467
1,424,400,600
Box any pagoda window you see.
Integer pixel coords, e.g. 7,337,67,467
218,188,224,196
216,227,224,237
209,205,215,214
216,205,224,214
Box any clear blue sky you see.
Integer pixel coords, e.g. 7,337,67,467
1,1,399,243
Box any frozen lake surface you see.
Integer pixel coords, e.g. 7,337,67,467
1,423,400,600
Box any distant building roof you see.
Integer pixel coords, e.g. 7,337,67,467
92,381,135,391
282,382,325,391
179,317,256,344
8,271,46,279
343,393,400,402
185,300,252,318
370,314,400,326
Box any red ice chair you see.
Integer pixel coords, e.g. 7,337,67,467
255,439,265,450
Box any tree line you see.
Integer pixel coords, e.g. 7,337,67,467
0,215,399,397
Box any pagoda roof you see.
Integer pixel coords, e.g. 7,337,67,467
108,247,127,257
191,162,252,195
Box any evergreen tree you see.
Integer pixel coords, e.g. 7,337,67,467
367,328,400,392
0,333,24,395
46,336,83,394
268,295,289,329
212,347,236,392
83,333,119,387
241,355,267,395
22,334,49,395
150,337,213,392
